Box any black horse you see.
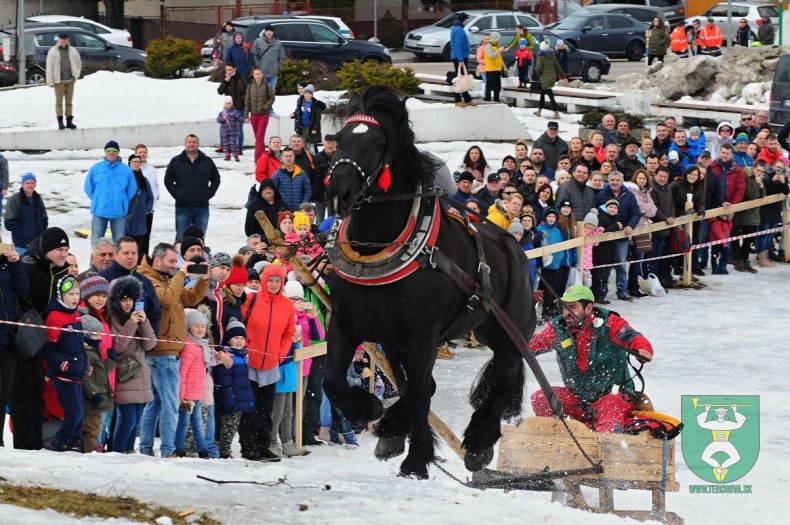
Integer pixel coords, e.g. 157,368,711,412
323,86,536,479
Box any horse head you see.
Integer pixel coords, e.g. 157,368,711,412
326,86,423,218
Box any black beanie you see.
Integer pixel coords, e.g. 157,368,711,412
40,227,69,253
180,237,203,258
183,224,205,240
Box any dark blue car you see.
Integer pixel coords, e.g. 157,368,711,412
550,12,648,61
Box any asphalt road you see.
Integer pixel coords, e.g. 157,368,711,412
392,51,645,84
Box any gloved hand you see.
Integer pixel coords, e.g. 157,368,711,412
179,400,195,413
91,394,104,408
60,361,70,372
106,349,117,362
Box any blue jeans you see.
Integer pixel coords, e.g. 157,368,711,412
266,77,278,114
628,251,645,291
613,239,629,297
91,215,127,246
646,235,665,277
204,404,219,458
320,392,332,427
757,221,778,252
175,206,209,240
176,400,208,453
52,380,84,445
114,403,144,452
139,355,181,457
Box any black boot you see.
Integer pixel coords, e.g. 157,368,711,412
57,117,65,130
66,116,76,129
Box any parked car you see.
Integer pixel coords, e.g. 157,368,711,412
468,29,611,83
585,0,685,28
768,52,790,130
0,26,146,85
201,17,389,67
685,3,779,47
549,12,648,61
28,15,134,47
294,15,354,38
573,4,669,30
513,0,582,19
403,10,542,61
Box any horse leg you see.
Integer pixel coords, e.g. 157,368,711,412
463,321,525,472
397,344,437,479
323,320,383,423
374,347,409,460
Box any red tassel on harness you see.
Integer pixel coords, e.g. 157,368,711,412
324,174,330,187
378,165,391,193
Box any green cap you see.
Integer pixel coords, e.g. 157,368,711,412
560,285,595,303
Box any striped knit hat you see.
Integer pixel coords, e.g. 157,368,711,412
80,274,110,301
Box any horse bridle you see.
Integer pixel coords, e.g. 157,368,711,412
327,114,390,208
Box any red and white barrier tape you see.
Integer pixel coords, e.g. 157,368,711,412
585,222,789,270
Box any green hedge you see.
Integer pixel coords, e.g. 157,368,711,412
145,36,202,79
337,60,419,95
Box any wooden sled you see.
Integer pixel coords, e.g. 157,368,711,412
497,417,682,524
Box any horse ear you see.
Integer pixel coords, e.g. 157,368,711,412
347,92,363,117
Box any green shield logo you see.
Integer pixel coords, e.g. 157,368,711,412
681,395,760,483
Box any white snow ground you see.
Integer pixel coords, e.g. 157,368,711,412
0,73,787,525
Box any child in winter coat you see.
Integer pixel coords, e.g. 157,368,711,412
175,309,211,457
514,39,532,88
107,275,156,454
582,208,604,289
80,314,116,454
43,276,88,452
217,96,241,161
709,214,733,275
284,211,323,259
591,200,624,303
214,318,254,459
519,211,542,291
687,126,706,162
536,207,566,321
78,274,114,452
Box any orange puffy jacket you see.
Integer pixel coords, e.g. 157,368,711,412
670,26,689,52
241,264,296,371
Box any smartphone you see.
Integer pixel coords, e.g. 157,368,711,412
135,301,145,311
191,263,209,274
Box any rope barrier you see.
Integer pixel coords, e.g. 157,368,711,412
0,317,282,360
585,222,789,270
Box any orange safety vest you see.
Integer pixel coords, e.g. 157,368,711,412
670,26,689,52
698,24,723,48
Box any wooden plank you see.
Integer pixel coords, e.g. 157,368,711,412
293,342,327,362
526,194,786,258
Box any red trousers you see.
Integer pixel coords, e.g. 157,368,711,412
531,387,633,433
250,113,271,161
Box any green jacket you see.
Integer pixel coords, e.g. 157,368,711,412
647,26,669,56
550,308,634,403
535,50,565,90
505,31,535,52
82,342,116,414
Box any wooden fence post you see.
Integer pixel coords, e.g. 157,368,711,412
784,198,790,262
682,201,694,287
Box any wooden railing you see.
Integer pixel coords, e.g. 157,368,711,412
525,194,790,287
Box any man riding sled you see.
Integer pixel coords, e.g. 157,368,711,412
529,284,653,433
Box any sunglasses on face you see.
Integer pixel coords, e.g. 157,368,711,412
503,191,517,195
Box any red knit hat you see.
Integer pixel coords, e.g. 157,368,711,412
278,210,294,229
224,254,248,286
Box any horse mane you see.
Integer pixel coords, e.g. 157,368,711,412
354,86,440,188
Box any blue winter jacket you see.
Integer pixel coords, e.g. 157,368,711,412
84,159,137,219
732,149,754,169
275,344,298,394
668,143,695,171
0,257,30,346
450,20,470,60
224,32,253,78
595,185,641,230
213,346,254,415
3,189,48,249
271,165,312,211
536,221,565,269
99,261,161,334
127,171,154,236
42,299,87,381
687,131,706,160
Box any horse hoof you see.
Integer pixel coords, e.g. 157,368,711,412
397,467,429,480
464,446,494,472
374,436,406,460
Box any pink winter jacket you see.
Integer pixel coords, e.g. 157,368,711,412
583,227,604,270
179,338,207,402
295,309,325,377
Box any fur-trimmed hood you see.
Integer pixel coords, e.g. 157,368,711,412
108,275,143,317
